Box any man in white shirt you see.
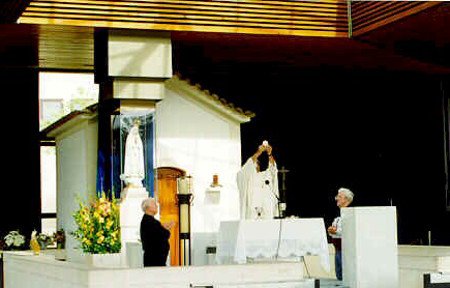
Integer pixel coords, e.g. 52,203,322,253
327,187,354,281
237,142,279,220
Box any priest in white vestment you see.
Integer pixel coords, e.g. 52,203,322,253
237,143,279,219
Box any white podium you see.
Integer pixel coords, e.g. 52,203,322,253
216,218,330,271
342,206,398,288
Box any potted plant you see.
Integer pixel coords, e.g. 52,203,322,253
53,229,66,250
36,232,53,250
4,230,25,250
72,193,121,267
53,229,66,260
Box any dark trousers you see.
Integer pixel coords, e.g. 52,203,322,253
335,250,342,281
143,252,167,267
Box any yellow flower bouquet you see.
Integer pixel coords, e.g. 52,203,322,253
72,193,121,254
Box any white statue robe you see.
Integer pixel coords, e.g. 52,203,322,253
122,124,145,187
237,158,279,220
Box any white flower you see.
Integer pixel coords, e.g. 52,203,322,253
13,237,24,247
36,233,53,245
4,230,25,248
5,236,13,246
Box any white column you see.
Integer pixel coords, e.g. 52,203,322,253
100,30,172,101
96,31,173,266
342,206,398,288
120,187,148,266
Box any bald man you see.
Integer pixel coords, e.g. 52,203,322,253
140,198,174,266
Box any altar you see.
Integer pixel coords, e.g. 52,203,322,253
216,218,330,271
3,250,314,288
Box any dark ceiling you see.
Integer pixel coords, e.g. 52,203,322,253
0,24,93,70
0,2,450,76
356,2,450,68
0,0,31,23
0,2,449,73
171,31,450,76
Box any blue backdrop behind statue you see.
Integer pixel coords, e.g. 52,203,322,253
97,110,155,199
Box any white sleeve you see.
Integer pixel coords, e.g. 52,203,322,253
328,217,341,238
237,158,256,219
269,161,279,200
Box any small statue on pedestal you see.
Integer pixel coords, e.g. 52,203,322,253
120,120,145,189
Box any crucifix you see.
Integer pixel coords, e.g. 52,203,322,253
277,166,289,218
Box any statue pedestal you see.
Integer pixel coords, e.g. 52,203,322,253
120,187,148,267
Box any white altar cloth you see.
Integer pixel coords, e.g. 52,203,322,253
216,218,330,271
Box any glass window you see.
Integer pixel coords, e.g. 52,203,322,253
39,72,98,130
39,72,99,229
40,99,63,122
41,218,56,235
41,146,56,214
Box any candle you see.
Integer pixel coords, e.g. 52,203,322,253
177,177,190,194
180,204,190,233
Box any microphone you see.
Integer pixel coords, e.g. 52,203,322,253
265,179,281,202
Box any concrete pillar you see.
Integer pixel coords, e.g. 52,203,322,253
94,29,172,266
97,30,172,101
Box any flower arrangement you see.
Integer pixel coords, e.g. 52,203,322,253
36,232,54,249
72,193,121,254
4,230,25,250
53,229,66,249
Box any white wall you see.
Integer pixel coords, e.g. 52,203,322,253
108,32,172,79
55,118,98,261
156,88,243,234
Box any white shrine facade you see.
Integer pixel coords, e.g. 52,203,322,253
40,73,253,266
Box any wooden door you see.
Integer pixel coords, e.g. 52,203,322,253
155,167,185,266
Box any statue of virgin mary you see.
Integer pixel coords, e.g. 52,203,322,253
120,120,145,188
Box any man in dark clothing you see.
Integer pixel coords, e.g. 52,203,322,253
140,197,173,267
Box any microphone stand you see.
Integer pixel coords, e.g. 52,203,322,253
274,166,289,261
